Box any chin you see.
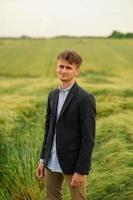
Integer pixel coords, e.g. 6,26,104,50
60,79,68,82
59,77,69,81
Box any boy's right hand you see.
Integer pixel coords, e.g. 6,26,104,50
36,163,45,179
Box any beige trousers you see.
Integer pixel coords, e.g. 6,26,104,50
44,168,87,200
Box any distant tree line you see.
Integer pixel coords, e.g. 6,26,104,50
0,31,133,39
109,31,133,38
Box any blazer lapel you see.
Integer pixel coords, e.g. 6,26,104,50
52,89,59,124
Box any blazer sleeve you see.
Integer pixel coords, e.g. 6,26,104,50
40,93,51,160
75,94,96,175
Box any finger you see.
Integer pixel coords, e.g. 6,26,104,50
36,168,43,179
40,168,44,178
74,180,82,187
71,180,77,187
74,181,79,187
71,178,75,187
77,181,82,187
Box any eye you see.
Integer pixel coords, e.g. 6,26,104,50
66,66,72,70
59,65,64,69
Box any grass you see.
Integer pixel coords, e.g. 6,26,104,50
0,38,133,199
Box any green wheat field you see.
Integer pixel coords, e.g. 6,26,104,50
0,38,133,200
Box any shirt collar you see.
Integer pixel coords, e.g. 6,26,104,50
58,82,75,92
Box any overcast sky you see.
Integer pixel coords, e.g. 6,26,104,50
0,0,133,37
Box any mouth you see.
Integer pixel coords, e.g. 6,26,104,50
61,74,68,77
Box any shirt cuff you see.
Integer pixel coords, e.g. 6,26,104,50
40,159,45,164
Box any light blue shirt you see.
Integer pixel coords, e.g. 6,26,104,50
47,83,74,172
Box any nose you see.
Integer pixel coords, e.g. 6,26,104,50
62,67,67,73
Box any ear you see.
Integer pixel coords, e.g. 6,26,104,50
56,64,58,71
76,68,80,76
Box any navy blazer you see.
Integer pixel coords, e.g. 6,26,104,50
40,81,96,175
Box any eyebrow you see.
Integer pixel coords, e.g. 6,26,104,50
59,64,72,68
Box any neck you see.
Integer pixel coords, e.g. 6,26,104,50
59,79,75,89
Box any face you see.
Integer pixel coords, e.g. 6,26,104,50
56,58,80,82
